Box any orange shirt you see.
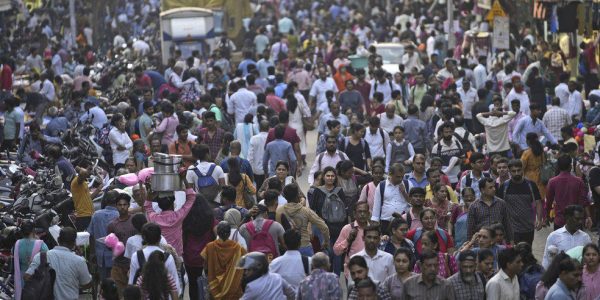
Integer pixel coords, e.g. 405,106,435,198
168,140,196,168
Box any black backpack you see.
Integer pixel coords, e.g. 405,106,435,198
132,250,171,284
453,130,472,153
22,252,55,300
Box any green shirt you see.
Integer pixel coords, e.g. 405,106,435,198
209,104,222,122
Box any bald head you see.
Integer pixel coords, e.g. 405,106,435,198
385,103,396,117
311,252,330,271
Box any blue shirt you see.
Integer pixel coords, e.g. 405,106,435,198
403,115,428,150
144,70,167,92
453,213,468,249
263,139,297,176
545,279,575,300
87,206,119,268
220,157,254,180
45,116,69,137
238,59,257,76
512,115,557,150
404,172,429,189
274,83,287,98
80,106,108,129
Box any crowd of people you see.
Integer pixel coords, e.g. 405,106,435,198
2,0,600,300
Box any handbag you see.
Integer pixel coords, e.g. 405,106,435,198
540,152,556,184
242,175,256,209
299,101,315,131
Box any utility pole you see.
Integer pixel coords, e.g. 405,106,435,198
447,0,455,50
69,0,76,48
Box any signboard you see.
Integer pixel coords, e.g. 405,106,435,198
493,16,510,49
486,0,507,22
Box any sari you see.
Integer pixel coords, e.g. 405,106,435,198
200,239,247,299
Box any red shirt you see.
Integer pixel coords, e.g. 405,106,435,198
266,126,300,146
0,64,12,91
266,94,287,113
356,81,372,115
545,171,589,227
136,74,152,89
406,227,455,254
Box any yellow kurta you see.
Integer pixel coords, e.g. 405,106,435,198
521,149,545,200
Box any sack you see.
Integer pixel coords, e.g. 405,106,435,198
540,153,557,184
22,252,55,300
319,187,347,223
242,175,257,209
247,220,278,261
193,164,221,202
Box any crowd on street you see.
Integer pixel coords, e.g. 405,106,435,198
1,0,600,299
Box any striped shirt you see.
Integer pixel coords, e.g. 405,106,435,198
136,274,178,299
467,196,514,241
402,274,455,300
448,272,485,300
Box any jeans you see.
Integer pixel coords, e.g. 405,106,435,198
298,245,314,257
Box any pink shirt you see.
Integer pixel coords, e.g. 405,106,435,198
154,115,179,146
583,267,600,300
333,221,367,276
144,189,196,255
358,182,377,213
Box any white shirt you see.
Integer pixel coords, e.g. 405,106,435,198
542,226,591,269
248,132,268,175
108,128,133,165
129,245,181,294
308,150,349,185
186,161,226,192
505,89,531,115
364,128,390,159
401,53,422,73
485,269,520,300
309,78,338,109
555,82,570,109
476,112,516,153
369,79,398,103
81,106,108,129
241,272,290,300
457,87,478,119
40,79,55,101
228,88,258,124
473,64,487,90
566,90,583,119
52,54,63,75
378,113,404,134
229,228,247,250
351,249,394,283
269,250,311,291
124,234,168,259
371,179,409,222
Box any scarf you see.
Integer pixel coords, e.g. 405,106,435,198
204,239,246,299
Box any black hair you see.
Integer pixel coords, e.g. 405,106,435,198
282,183,300,203
478,177,495,192
220,185,237,204
394,247,416,270
478,248,494,262
141,251,172,300
283,229,301,250
348,255,368,270
498,247,520,270
100,278,119,300
420,249,438,263
319,166,338,186
541,252,570,288
557,155,572,172
267,176,283,192
362,224,381,237
141,223,162,245
123,285,141,300
183,194,214,237
132,213,148,233
227,157,243,187
526,132,543,156
564,205,584,219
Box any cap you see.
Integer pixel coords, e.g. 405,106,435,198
458,250,477,262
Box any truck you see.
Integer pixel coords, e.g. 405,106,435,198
159,7,223,65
